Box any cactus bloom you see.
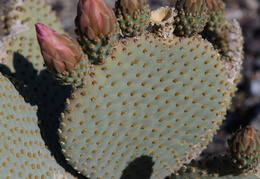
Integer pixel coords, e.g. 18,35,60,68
75,0,117,40
35,23,82,73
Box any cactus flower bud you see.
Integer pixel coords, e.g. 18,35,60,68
75,0,117,40
176,0,207,14
229,126,260,155
116,0,146,15
228,126,260,172
115,0,150,37
205,0,225,12
174,0,209,36
35,23,82,73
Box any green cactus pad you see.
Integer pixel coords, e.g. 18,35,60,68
1,0,63,38
0,72,73,178
0,0,82,176
59,32,232,178
201,19,244,89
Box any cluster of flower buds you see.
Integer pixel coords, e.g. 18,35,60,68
36,0,151,68
36,0,119,72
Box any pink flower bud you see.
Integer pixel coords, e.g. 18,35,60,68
75,0,117,40
35,23,82,73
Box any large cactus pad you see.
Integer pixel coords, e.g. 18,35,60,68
59,32,231,178
0,73,73,178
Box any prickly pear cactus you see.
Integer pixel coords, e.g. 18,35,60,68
0,73,73,178
0,0,259,179
0,0,77,177
59,32,230,178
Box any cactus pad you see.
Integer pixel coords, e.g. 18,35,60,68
0,0,77,176
59,32,231,178
0,73,72,178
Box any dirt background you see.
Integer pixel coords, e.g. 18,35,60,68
1,0,260,154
